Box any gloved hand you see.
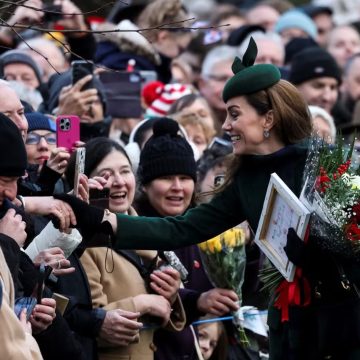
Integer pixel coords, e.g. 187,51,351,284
284,228,306,267
52,193,113,241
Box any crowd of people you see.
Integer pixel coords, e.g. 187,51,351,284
1,0,360,359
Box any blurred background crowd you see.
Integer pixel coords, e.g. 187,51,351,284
0,0,360,359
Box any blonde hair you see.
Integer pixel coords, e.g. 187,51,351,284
138,0,189,42
174,112,216,145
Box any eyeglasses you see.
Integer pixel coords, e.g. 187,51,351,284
25,133,56,145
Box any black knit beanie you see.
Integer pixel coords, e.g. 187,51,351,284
288,47,341,85
138,118,196,185
0,113,27,177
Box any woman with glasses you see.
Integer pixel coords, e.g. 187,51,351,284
23,112,69,196
25,112,56,169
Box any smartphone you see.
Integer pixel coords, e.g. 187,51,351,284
56,115,80,152
89,188,110,209
99,71,142,118
74,148,86,197
72,60,95,90
14,297,37,321
36,264,52,304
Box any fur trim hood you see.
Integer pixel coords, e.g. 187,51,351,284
95,20,161,66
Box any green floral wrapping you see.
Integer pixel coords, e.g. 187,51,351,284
198,226,248,345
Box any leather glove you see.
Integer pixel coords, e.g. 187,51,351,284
284,228,306,267
52,193,113,241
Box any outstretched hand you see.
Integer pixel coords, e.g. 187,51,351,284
52,193,113,240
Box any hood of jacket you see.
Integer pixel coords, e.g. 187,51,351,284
95,20,161,67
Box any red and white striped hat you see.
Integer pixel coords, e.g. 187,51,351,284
145,82,193,117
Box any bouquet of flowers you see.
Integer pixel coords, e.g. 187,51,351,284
198,225,248,345
301,137,360,258
259,137,360,320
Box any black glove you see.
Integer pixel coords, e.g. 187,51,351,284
52,193,113,241
284,228,306,267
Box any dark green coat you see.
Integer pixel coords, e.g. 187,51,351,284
115,144,306,250
114,143,360,359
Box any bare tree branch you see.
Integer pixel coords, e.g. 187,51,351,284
45,29,132,74
0,15,60,75
0,0,26,12
0,17,229,35
0,0,229,81
0,0,119,16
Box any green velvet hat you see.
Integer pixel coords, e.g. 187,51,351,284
222,37,281,103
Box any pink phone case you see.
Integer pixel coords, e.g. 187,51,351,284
56,115,80,152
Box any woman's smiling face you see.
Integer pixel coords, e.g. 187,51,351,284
144,175,195,216
222,95,270,155
91,149,136,214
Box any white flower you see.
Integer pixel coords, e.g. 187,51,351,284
351,176,360,190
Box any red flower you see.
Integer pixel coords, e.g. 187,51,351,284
337,160,351,176
316,167,330,193
352,203,360,222
346,222,360,241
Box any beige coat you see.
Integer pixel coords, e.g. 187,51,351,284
81,245,185,360
0,247,43,359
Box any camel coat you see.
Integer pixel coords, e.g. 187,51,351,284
81,244,185,360
0,245,43,359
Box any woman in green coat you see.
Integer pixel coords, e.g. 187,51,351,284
55,39,360,359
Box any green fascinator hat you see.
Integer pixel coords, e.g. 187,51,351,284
222,37,281,103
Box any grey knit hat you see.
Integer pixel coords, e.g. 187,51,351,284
0,50,43,85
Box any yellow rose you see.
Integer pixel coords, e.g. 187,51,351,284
223,229,237,248
235,228,246,246
213,238,222,252
207,239,215,253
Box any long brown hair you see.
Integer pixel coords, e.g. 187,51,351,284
217,79,312,191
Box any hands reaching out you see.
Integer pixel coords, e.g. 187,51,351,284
150,266,181,305
197,288,239,316
33,247,75,276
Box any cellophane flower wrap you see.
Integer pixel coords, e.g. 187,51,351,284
198,225,248,345
301,137,360,258
259,137,360,301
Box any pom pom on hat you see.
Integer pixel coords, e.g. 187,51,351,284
145,83,193,117
138,117,196,184
141,81,165,107
152,116,179,137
